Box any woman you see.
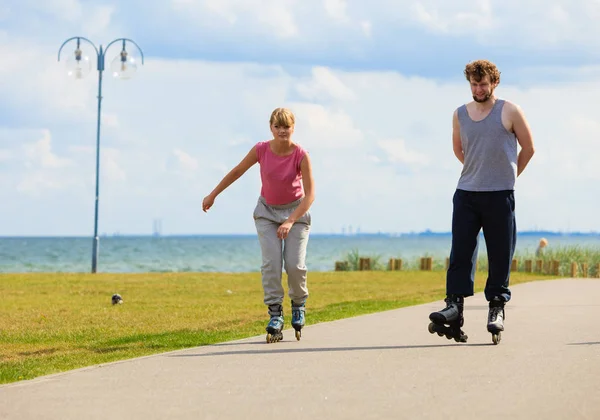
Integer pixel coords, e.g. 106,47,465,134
202,108,315,343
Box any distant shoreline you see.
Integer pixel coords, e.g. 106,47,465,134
0,231,598,239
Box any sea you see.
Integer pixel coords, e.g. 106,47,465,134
1,232,599,273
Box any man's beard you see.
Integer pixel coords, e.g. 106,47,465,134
473,91,493,103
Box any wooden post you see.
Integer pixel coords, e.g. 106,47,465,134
582,263,588,278
445,257,450,271
595,263,600,278
552,260,560,276
511,259,518,272
535,260,543,273
524,260,532,273
388,258,402,271
570,262,578,278
427,257,433,271
359,257,371,271
335,261,348,271
420,258,425,270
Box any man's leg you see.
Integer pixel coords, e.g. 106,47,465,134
447,190,482,298
481,190,516,303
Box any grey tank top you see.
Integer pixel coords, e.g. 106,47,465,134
456,99,518,191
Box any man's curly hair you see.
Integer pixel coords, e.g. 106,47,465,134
464,60,501,84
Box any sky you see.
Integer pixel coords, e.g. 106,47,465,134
1,0,600,236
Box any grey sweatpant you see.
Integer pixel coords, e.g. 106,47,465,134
253,196,311,306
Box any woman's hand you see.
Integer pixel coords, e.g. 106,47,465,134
277,219,294,239
202,195,215,212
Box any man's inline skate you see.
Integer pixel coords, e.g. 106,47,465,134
291,302,305,341
266,304,284,343
487,296,505,345
428,295,468,343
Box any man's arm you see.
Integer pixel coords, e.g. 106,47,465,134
452,109,464,164
509,102,535,176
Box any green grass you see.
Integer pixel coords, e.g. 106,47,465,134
0,270,555,384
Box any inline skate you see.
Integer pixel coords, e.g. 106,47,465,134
291,302,305,341
428,295,468,343
266,304,284,343
487,297,505,345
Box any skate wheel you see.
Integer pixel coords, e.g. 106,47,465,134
445,335,452,340
492,332,501,345
295,330,301,341
267,333,283,343
428,323,435,334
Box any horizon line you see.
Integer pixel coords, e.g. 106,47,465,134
0,230,599,239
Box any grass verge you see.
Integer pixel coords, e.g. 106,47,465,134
0,270,554,384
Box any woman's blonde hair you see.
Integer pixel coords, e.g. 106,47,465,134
269,108,295,127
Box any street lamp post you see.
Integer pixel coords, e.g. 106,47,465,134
58,37,144,273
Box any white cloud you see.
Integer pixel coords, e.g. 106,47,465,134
411,0,493,34
400,0,600,48
102,113,120,128
377,139,430,165
259,3,298,37
296,66,356,102
172,148,199,172
103,148,126,182
201,0,239,25
15,0,115,33
87,5,115,36
26,0,84,22
0,149,12,161
171,0,299,37
0,5,10,20
16,172,64,197
3,5,600,234
0,41,97,125
360,20,372,37
324,0,350,23
23,131,72,169
1,129,84,198
156,0,600,53
4,55,600,234
10,0,600,74
292,103,363,149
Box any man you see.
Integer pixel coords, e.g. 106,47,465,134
428,59,535,344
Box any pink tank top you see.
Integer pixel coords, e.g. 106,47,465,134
255,141,306,205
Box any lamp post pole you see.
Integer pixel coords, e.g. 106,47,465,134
58,37,144,273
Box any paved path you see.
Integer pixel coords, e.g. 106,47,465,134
1,279,600,419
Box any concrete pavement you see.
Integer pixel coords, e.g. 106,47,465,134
1,278,600,419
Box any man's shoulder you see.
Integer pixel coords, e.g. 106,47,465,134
454,102,469,114
500,99,522,113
